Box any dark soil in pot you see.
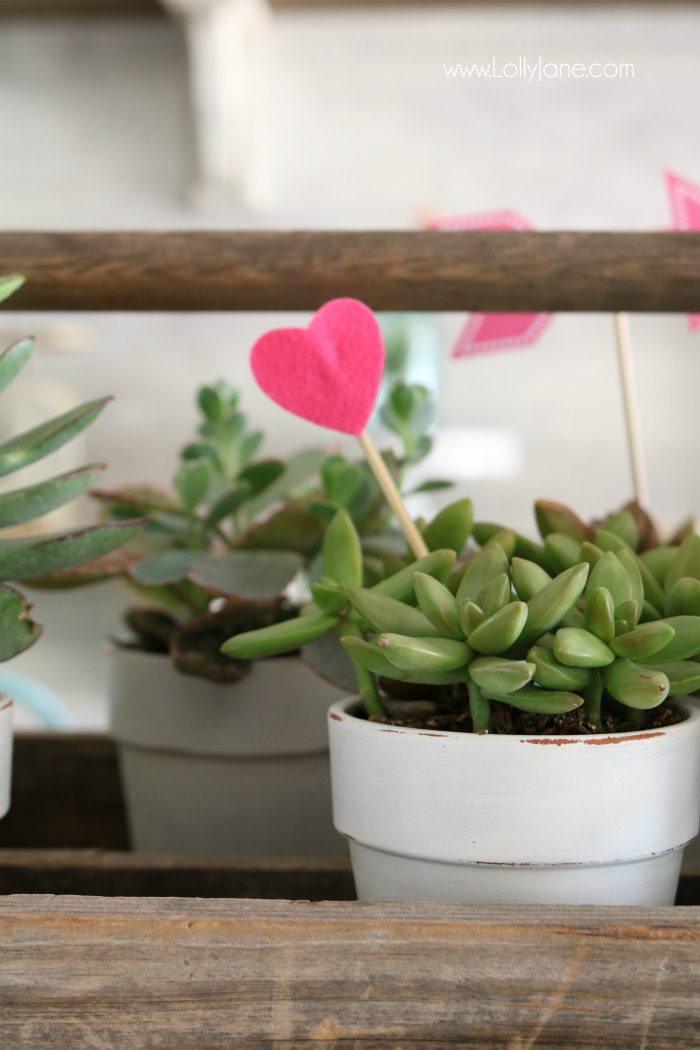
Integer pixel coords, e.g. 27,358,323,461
376,679,685,736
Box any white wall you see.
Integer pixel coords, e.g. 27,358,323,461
1,5,699,724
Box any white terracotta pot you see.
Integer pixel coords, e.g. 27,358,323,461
329,696,700,905
109,647,346,855
0,695,12,821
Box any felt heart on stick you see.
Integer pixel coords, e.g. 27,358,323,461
250,298,385,435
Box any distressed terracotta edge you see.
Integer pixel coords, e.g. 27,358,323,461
329,697,700,747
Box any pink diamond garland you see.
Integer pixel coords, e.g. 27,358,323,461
666,171,700,331
429,210,553,358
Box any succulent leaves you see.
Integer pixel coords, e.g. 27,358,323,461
0,276,143,662
222,490,700,730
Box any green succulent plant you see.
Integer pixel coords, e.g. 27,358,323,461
0,275,143,663
222,500,700,733
86,375,446,683
222,498,475,716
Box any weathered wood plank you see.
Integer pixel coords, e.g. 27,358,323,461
0,849,355,899
0,734,128,850
2,231,700,312
0,0,693,12
0,895,699,1047
0,849,696,904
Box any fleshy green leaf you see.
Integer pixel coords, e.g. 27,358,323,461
666,534,700,590
238,502,324,558
519,563,590,648
130,549,200,587
379,632,472,673
0,398,110,480
665,577,700,617
587,551,633,609
527,645,590,690
238,459,285,497
0,520,144,581
468,601,528,655
584,586,616,643
0,275,25,305
646,616,700,663
311,576,349,615
0,583,41,660
422,498,473,554
639,546,677,586
302,631,356,691
242,448,326,520
469,656,534,695
341,635,469,685
0,337,34,397
323,508,362,588
643,660,700,697
610,621,675,660
544,533,582,571
535,500,590,542
173,460,212,512
456,545,509,604
473,522,549,568
188,550,303,600
600,510,639,550
0,464,106,529
204,484,252,528
321,455,365,507
406,479,453,495
198,385,225,423
553,628,616,668
483,685,584,714
413,571,463,639
347,586,442,638
372,549,456,603
222,611,338,660
602,659,670,709
511,558,552,602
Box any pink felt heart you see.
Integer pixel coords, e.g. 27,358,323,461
250,298,385,435
666,171,700,330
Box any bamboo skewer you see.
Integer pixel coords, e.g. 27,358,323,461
357,431,429,559
613,312,650,508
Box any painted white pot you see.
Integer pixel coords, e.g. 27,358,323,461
329,697,700,905
0,695,12,821
109,647,346,855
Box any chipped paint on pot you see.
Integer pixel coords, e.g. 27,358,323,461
328,696,700,905
110,647,347,856
0,696,11,821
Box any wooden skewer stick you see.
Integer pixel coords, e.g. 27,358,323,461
613,312,650,508
357,430,429,559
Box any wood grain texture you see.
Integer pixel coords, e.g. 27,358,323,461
0,849,356,899
1,894,699,1048
0,849,697,903
2,231,700,312
0,0,693,11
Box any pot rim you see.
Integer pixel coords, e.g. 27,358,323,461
329,695,700,746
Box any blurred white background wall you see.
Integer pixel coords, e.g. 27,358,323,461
0,4,699,723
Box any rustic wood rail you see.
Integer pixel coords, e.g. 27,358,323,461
1,894,699,1048
2,231,699,312
3,0,679,12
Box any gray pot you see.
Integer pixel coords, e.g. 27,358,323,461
110,647,346,855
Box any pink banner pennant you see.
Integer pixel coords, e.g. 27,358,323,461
666,171,700,331
429,209,552,358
